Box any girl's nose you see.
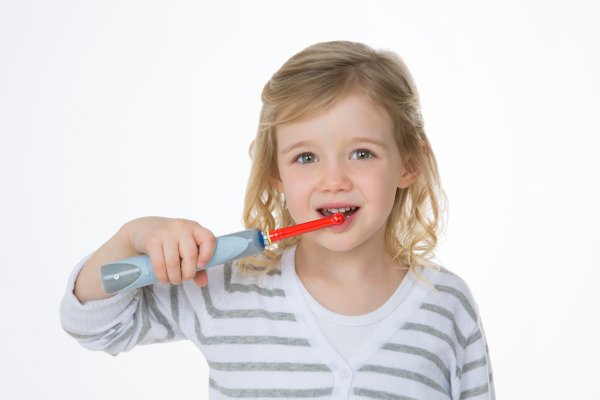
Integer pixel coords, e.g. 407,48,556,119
318,161,352,192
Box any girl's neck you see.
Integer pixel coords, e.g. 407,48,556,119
294,232,398,285
293,229,409,316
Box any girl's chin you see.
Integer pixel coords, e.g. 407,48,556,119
301,232,364,253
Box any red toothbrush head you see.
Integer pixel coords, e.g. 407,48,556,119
266,213,345,244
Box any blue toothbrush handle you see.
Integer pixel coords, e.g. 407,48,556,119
100,228,265,294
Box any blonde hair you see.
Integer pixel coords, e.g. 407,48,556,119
238,41,446,274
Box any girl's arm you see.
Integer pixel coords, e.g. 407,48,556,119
72,223,139,302
60,253,188,354
60,217,216,355
455,317,496,400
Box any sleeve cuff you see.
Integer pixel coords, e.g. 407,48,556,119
59,252,140,335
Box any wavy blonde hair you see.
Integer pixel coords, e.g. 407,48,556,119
238,41,446,274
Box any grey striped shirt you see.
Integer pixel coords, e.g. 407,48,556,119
60,245,495,399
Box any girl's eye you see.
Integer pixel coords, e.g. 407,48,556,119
295,152,317,164
350,149,374,160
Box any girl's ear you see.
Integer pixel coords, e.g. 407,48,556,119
398,140,427,189
398,157,420,189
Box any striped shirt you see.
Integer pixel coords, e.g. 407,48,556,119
60,245,495,400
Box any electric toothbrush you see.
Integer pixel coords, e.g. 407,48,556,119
100,213,345,294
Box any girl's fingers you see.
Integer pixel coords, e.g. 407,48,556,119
143,220,214,286
163,239,182,285
193,270,208,287
193,227,216,268
148,241,168,284
179,235,200,281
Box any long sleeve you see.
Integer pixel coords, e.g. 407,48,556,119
454,315,496,400
59,253,188,356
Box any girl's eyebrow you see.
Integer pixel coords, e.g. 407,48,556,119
350,136,387,148
281,140,312,155
281,137,386,154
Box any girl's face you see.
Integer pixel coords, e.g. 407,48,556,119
274,92,417,253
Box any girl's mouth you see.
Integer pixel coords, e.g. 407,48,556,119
317,206,360,219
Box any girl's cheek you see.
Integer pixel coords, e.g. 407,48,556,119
287,168,315,183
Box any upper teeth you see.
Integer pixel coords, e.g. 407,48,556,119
323,206,356,213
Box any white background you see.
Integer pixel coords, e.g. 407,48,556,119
1,0,599,398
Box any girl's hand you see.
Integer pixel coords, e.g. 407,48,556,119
124,217,216,288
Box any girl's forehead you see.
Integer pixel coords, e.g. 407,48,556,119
274,86,388,125
275,93,394,146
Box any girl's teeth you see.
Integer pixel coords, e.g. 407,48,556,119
317,206,358,217
325,206,355,213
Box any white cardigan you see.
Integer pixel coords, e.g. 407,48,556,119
60,245,495,400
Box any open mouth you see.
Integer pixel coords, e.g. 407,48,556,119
317,206,360,219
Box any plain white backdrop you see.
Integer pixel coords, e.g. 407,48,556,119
1,0,599,398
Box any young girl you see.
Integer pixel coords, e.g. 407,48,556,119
61,41,495,399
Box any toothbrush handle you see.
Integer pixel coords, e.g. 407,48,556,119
100,228,265,294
